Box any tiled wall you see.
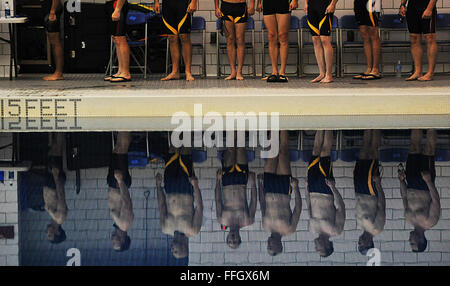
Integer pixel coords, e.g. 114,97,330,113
0,133,18,266
188,148,450,266
0,0,449,77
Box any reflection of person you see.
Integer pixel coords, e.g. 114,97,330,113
44,133,67,244
354,130,385,255
156,0,198,81
399,0,437,81
398,129,440,252
104,0,132,82
305,0,337,83
258,130,301,256
257,0,298,82
353,0,382,80
306,131,345,257
215,0,255,80
156,147,203,259
107,132,134,251
42,0,64,81
215,147,256,249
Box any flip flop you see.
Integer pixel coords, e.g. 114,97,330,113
266,74,278,83
361,74,382,80
353,73,369,79
110,76,132,83
104,75,116,81
277,74,289,83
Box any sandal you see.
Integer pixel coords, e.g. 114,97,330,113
361,74,382,80
266,74,278,83
277,74,288,83
110,76,132,83
353,73,369,79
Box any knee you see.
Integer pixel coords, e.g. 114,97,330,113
235,34,245,46
168,35,178,45
410,35,422,45
226,34,236,45
113,36,125,45
424,34,436,44
278,31,289,45
267,31,278,43
320,37,332,48
312,36,322,45
368,29,380,41
179,34,191,44
360,30,370,41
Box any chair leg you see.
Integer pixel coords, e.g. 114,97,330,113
261,30,265,78
216,31,220,78
165,37,170,75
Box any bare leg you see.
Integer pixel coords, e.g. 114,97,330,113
320,130,333,157
236,147,248,165
180,33,194,81
418,33,437,81
235,23,246,80
276,130,291,175
369,130,381,160
312,130,324,156
110,36,131,81
359,130,372,160
224,147,237,168
409,129,423,154
359,26,373,76
368,27,381,76
319,36,334,83
406,34,423,81
276,13,290,76
264,15,279,76
423,129,437,156
114,132,132,154
43,32,64,81
311,36,325,83
224,21,237,80
162,35,181,81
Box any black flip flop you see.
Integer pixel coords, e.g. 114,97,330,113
353,73,369,79
361,74,382,80
110,76,132,83
277,74,288,83
266,74,278,83
104,75,116,81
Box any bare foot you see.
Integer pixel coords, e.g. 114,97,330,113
310,74,325,83
261,76,268,81
418,73,433,81
225,71,237,80
320,76,334,83
161,72,180,81
186,73,195,81
405,73,422,81
43,73,64,81
236,73,244,80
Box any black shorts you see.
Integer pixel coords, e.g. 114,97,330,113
406,0,437,34
354,0,380,27
307,155,334,195
105,0,129,37
164,153,194,194
42,0,63,33
107,153,132,189
221,1,248,24
354,159,379,196
162,0,192,35
263,0,290,16
222,164,249,187
307,0,333,36
406,154,435,191
263,173,291,195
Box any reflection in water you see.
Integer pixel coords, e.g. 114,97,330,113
307,131,344,258
13,129,449,265
156,145,203,259
261,130,300,256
